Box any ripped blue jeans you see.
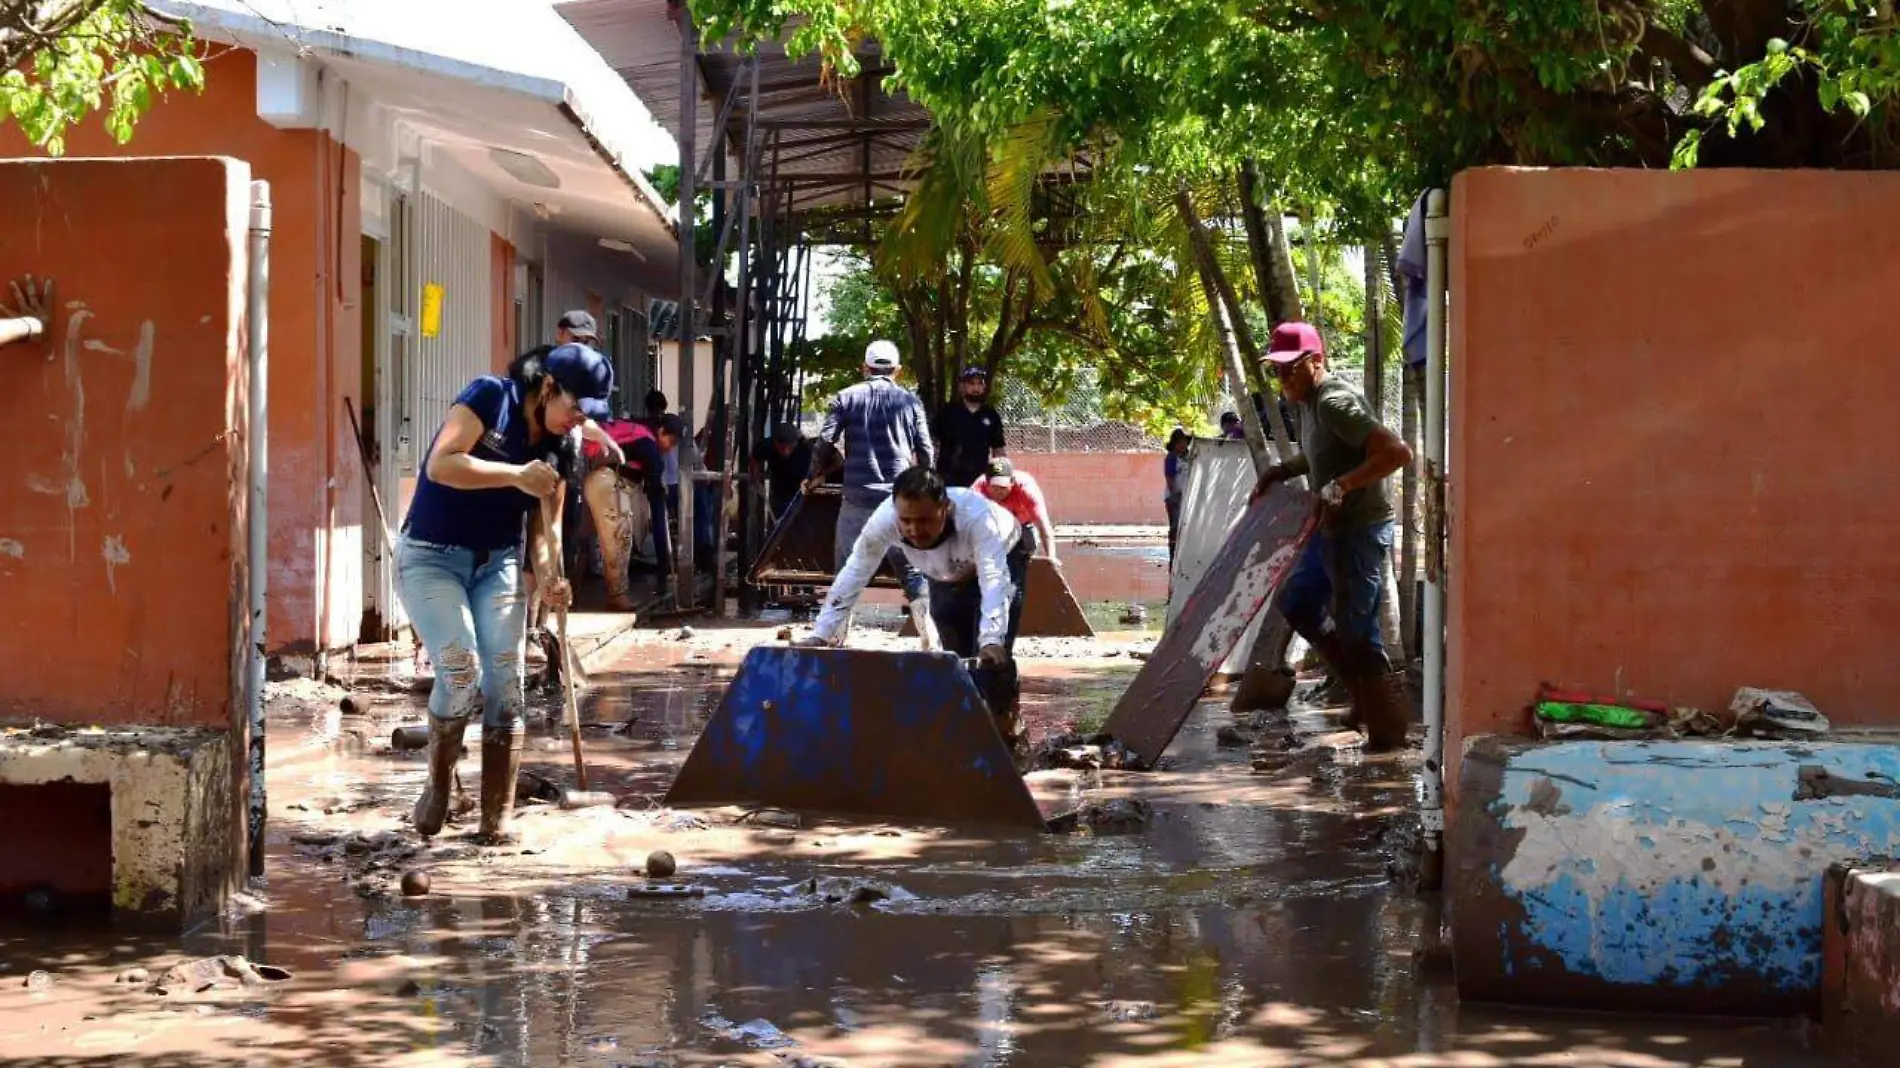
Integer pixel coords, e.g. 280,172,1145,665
395,535,527,729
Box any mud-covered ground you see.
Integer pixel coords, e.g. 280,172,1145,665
0,612,1835,1066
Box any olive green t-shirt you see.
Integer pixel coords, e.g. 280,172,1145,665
1294,376,1393,529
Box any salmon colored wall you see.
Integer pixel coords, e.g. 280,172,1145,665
491,234,516,373
1446,167,1900,803
1025,452,1168,526
0,50,365,654
0,157,249,728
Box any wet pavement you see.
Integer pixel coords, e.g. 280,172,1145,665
0,620,1843,1066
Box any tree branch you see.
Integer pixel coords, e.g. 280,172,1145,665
1637,21,1720,93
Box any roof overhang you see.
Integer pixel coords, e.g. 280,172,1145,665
159,0,682,283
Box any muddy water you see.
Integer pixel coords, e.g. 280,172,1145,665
1059,537,1171,606
0,630,1840,1067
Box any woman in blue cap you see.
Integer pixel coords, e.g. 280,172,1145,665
398,342,614,843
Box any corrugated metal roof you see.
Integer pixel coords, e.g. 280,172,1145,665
557,0,928,212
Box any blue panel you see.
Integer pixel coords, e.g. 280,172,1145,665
664,647,1044,829
1463,738,1900,1010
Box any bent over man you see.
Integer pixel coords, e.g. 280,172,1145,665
1251,321,1414,751
801,466,1031,747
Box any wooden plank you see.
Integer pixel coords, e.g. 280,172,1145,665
1100,484,1317,764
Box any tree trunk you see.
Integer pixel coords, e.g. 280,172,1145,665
1363,241,1385,416
1304,209,1325,337
1176,186,1276,472
1238,161,1305,325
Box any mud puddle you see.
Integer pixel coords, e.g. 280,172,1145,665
0,626,1842,1066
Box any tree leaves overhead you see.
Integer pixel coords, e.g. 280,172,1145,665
0,1,206,156
695,0,1900,199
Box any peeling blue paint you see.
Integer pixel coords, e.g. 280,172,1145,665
1466,738,1900,1009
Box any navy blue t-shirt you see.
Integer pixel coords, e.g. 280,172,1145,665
403,376,565,551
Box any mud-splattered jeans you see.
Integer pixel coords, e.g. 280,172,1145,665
395,534,526,729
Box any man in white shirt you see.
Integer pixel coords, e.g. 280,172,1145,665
800,466,1031,743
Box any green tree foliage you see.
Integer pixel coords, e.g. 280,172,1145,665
0,1,205,155
694,0,1900,195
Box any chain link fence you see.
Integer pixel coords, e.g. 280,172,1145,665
993,369,1162,453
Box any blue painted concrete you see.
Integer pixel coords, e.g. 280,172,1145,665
1455,736,1900,1013
663,646,1044,828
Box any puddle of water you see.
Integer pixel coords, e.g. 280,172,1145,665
0,637,1842,1067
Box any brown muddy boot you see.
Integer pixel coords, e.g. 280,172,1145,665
411,714,469,838
1362,672,1413,752
476,727,524,843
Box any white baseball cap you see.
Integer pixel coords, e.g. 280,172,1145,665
864,339,901,370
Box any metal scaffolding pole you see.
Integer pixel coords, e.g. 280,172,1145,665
673,2,699,607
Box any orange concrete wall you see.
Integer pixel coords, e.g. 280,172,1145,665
1022,452,1168,526
1446,167,1900,799
490,234,516,373
0,49,366,655
0,157,249,728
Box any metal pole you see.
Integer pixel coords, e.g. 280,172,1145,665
674,3,699,606
245,180,271,879
1420,188,1449,891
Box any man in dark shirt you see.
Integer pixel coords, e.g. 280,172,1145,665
755,423,814,522
1251,321,1413,751
932,365,1008,487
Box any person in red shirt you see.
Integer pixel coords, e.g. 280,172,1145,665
973,458,1058,564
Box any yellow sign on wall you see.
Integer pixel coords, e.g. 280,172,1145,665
420,283,445,339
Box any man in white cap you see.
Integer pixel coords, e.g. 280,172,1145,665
807,339,937,646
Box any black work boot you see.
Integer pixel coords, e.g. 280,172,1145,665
476,727,524,844
412,714,469,837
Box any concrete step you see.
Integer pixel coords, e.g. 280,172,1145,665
1824,860,1900,1063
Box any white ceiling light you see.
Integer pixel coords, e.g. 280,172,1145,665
489,147,561,189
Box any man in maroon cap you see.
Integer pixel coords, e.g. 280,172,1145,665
1251,321,1414,750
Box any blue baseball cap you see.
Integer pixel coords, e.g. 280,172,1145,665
579,397,611,420
544,342,614,409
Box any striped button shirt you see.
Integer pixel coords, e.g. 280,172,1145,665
818,375,935,506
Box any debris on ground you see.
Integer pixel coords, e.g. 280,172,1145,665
735,807,802,829
1046,798,1154,836
116,967,150,985
645,850,677,878
1028,731,1149,772
1130,650,1150,661
400,871,432,897
149,956,292,996
1381,812,1423,892
23,971,54,993
517,770,563,803
776,626,795,641
797,877,913,905
1215,725,1255,748
703,1013,794,1049
677,626,697,641
1119,604,1147,625
1102,999,1159,1021
628,883,707,900
1732,687,1830,739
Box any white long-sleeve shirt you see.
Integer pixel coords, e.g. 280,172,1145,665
815,487,1022,648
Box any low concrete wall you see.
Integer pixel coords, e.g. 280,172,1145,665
1453,734,1900,1016
0,156,250,730
0,725,234,927
1019,452,1165,527
1446,168,1900,809
1823,861,1900,1061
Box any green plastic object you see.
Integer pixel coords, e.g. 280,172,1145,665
1534,701,1655,730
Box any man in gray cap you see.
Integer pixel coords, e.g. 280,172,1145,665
555,309,600,348
807,339,937,647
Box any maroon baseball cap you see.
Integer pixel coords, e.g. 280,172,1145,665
1262,321,1324,364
